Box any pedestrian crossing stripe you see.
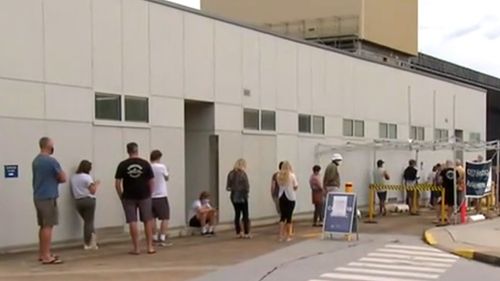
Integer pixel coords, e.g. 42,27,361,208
308,243,459,281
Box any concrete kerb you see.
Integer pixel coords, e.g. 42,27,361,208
423,227,500,266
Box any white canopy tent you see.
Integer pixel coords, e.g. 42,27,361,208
315,138,500,222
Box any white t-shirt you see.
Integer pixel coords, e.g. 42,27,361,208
71,173,95,199
190,199,212,219
278,173,299,201
151,163,169,198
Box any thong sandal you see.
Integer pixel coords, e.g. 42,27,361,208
41,257,63,265
38,254,59,262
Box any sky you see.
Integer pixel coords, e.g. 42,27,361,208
167,0,500,78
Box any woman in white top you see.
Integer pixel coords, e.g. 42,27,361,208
71,160,99,250
277,161,298,242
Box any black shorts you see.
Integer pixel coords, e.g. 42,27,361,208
189,216,201,227
377,191,387,202
152,197,170,220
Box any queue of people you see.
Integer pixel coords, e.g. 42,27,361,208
372,156,490,224
32,136,347,264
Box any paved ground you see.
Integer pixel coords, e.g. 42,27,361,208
0,209,478,281
425,216,500,265
192,234,500,281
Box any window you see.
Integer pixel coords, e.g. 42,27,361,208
470,132,481,143
312,116,325,135
379,122,397,139
434,129,449,141
243,109,276,131
243,109,260,130
298,114,326,135
343,119,364,137
125,96,149,123
261,110,276,131
410,126,425,141
95,93,121,121
298,114,312,133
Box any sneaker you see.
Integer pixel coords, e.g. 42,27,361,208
159,240,173,247
243,234,252,239
83,244,99,250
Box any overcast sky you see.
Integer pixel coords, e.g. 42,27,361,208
167,0,500,78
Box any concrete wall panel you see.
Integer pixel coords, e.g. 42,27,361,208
92,0,122,93
44,0,91,86
0,0,44,81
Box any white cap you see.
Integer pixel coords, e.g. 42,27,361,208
331,153,343,161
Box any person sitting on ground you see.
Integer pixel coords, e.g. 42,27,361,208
189,191,217,236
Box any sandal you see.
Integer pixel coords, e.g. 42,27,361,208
41,257,63,265
147,250,156,255
128,251,140,256
38,254,59,262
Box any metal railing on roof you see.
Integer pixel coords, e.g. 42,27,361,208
263,15,360,40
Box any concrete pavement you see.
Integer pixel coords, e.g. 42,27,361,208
424,217,500,266
192,234,499,281
0,210,448,281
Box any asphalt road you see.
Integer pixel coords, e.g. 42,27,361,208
190,234,500,281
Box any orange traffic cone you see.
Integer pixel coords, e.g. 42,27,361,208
460,201,467,224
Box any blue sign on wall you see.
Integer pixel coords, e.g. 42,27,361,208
4,165,19,179
323,192,357,236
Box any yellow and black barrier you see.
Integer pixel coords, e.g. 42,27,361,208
365,184,446,225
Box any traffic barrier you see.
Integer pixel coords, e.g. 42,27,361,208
365,184,446,225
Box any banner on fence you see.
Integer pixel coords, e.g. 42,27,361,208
466,160,492,197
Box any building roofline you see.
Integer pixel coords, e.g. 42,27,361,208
147,0,486,93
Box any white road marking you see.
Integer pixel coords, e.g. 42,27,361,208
335,267,439,279
385,244,442,252
309,243,460,281
368,252,458,263
377,248,458,259
359,257,453,268
348,262,447,273
321,272,427,281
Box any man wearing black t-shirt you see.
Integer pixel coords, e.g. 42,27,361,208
115,142,155,255
439,160,461,222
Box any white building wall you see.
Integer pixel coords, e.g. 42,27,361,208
0,0,486,248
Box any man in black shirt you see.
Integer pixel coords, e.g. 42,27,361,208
115,142,155,255
403,159,419,213
439,160,461,222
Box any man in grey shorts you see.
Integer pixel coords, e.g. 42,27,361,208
32,137,66,264
115,142,155,255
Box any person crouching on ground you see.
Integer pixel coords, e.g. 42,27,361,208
150,150,173,247
189,191,217,236
71,160,99,250
226,159,251,239
309,165,324,227
277,161,298,242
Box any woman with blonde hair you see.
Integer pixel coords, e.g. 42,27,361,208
226,158,251,238
277,161,298,242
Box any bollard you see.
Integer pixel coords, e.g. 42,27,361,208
345,182,353,193
364,186,377,224
440,188,447,225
